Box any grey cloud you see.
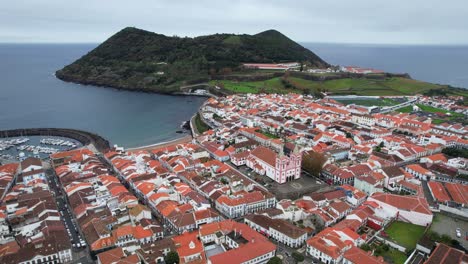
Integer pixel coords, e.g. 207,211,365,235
0,0,467,44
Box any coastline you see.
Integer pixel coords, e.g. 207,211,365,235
126,134,193,152
55,73,215,97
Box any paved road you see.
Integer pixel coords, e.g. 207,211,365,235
430,213,468,249
275,241,319,264
421,180,436,206
45,168,92,263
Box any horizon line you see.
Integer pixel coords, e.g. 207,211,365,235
1,41,468,47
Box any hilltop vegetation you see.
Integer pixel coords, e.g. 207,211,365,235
56,27,328,93
210,75,461,96
56,27,466,97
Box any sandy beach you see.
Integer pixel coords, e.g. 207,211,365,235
127,134,193,152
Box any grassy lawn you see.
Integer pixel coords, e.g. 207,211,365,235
381,249,408,264
394,105,413,113
194,113,210,133
417,104,450,114
394,104,464,123
432,118,447,124
385,221,426,250
362,243,407,264
336,98,401,107
209,78,301,94
417,104,464,118
256,129,279,139
211,76,449,96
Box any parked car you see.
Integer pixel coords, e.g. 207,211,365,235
456,228,461,238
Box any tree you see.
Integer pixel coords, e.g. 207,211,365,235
165,251,179,264
360,243,371,251
302,151,327,177
220,178,228,185
267,256,282,264
220,67,232,75
381,244,389,251
442,147,468,159
292,252,305,263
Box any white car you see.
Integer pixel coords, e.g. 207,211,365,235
456,228,462,238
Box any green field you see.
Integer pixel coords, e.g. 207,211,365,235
395,104,464,123
417,104,462,116
210,76,454,96
337,98,401,107
381,249,408,264
362,243,408,264
290,77,448,95
395,105,414,113
210,77,301,94
385,221,426,250
194,113,210,134
257,129,280,139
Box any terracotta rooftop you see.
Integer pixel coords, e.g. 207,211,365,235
370,192,432,215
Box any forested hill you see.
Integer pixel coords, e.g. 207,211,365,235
56,27,329,93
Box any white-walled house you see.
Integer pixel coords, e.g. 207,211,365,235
244,214,308,248
307,227,363,264
20,157,46,184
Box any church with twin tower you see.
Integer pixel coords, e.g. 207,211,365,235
246,144,302,184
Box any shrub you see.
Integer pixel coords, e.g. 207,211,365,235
292,252,305,262
267,256,282,264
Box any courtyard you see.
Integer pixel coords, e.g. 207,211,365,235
232,163,331,200
267,171,332,200
383,221,426,250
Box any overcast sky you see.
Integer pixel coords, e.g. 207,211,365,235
1,0,467,45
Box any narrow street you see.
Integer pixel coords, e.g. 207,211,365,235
45,166,93,263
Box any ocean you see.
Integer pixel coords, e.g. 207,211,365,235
303,43,468,89
0,44,206,148
0,43,466,148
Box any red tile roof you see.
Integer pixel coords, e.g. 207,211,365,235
201,220,276,264
307,228,352,260
425,243,468,264
97,247,125,264
172,231,205,263
444,182,468,205
250,146,277,167
343,246,385,264
370,193,432,215
428,181,451,203
216,191,265,207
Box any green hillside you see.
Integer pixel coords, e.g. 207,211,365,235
56,27,328,93
210,76,465,96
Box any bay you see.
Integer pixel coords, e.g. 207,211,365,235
0,44,206,148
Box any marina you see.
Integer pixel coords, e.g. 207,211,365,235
0,136,82,162
40,138,77,148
